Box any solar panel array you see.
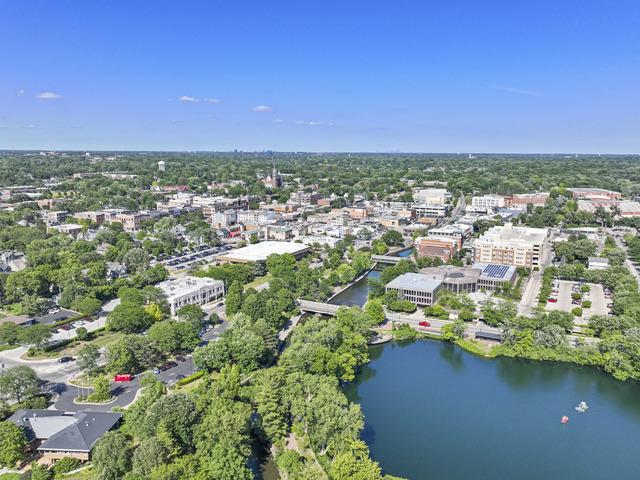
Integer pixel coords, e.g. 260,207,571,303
482,264,510,279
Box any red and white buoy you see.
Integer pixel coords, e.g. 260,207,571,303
561,416,569,424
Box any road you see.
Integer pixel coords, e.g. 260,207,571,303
0,300,232,412
610,232,640,289
518,270,542,317
385,311,502,338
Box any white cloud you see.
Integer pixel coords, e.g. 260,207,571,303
296,120,334,127
17,89,24,97
488,84,539,97
272,118,284,123
179,95,199,102
252,105,272,112
203,98,221,104
36,92,62,100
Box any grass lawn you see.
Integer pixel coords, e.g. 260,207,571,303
23,330,124,360
244,273,272,290
0,474,22,480
173,376,204,393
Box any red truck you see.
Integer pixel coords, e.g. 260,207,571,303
114,374,133,382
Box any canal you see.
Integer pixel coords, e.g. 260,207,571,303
343,340,640,480
329,270,380,307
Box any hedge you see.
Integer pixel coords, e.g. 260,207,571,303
175,370,205,386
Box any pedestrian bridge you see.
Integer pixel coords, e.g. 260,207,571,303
297,299,344,316
371,255,403,264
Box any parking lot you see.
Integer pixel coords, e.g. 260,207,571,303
155,245,231,271
545,279,611,321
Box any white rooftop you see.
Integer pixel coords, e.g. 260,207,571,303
157,276,223,298
220,241,310,262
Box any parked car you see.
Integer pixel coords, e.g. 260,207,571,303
418,321,431,327
175,355,186,362
58,356,74,363
114,374,133,382
158,361,177,371
548,298,558,303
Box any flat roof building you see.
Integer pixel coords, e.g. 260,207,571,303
474,224,548,268
567,188,621,201
217,241,310,264
385,272,444,306
157,276,225,316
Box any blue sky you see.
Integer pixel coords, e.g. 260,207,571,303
1,0,639,153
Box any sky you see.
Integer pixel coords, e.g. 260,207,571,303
1,0,639,153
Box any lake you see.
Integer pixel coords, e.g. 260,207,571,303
343,340,640,480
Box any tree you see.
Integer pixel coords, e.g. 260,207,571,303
0,366,40,403
381,230,404,247
363,299,385,325
336,264,356,284
266,253,296,279
21,295,49,316
75,326,89,341
30,462,52,480
18,324,52,350
89,376,111,402
107,303,153,333
141,394,199,456
225,281,243,317
177,304,205,329
77,343,100,377
256,368,289,443
106,336,163,374
193,327,268,373
93,431,132,480
72,295,102,315
123,248,149,273
0,421,27,467
148,321,198,355
0,322,20,346
199,444,253,480
132,437,168,477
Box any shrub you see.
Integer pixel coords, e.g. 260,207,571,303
175,370,204,387
387,300,417,313
582,300,592,309
52,457,82,477
572,307,583,317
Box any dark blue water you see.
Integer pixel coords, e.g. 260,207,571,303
330,270,380,307
344,340,640,480
394,247,414,258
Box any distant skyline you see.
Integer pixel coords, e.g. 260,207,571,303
1,0,639,153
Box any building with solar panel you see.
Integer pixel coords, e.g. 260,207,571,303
474,263,518,291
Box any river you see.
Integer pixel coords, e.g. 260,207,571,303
343,340,640,480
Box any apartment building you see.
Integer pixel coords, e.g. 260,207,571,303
413,188,452,204
505,192,549,208
236,209,277,225
415,236,459,261
210,209,237,228
471,195,505,211
413,203,449,218
114,213,148,233
473,224,548,268
73,211,106,225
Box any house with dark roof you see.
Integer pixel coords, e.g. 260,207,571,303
8,409,121,464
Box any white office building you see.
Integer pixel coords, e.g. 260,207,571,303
157,276,225,316
473,224,548,268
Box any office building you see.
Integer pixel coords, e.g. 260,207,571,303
157,276,225,316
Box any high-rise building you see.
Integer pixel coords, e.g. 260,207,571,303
473,224,548,268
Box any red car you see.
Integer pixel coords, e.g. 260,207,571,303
547,298,558,303
418,321,431,327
